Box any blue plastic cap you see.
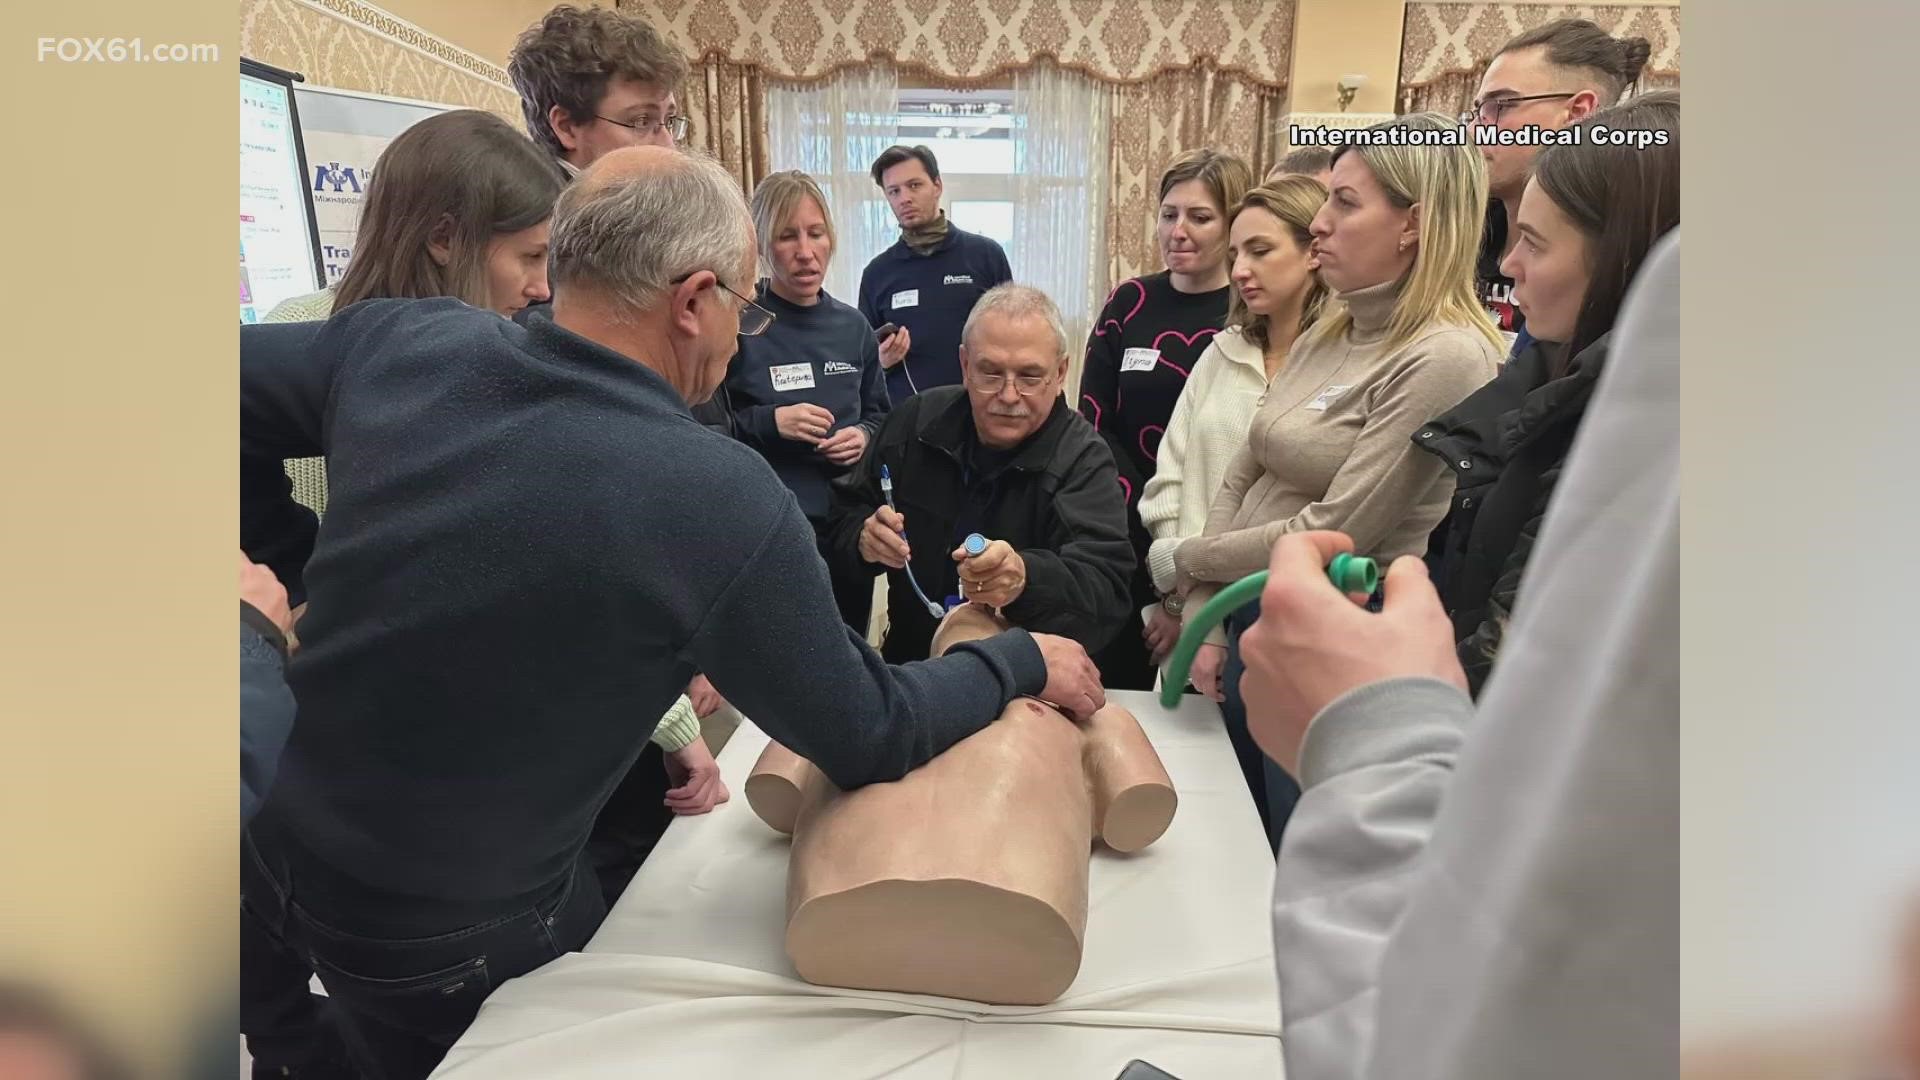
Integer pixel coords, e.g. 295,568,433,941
963,533,988,557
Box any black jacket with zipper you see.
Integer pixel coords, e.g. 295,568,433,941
1415,333,1611,695
825,386,1135,663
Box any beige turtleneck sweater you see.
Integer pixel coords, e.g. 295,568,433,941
1174,276,1500,640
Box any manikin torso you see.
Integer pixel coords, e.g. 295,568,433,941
746,603,1177,1005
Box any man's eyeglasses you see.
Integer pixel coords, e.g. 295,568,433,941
669,271,775,336
1460,92,1576,125
966,370,1053,397
596,113,690,142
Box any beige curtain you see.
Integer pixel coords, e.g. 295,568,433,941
684,57,769,193
1399,69,1483,121
1105,63,1287,285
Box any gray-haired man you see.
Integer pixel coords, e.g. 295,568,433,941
237,148,1105,1078
826,283,1136,665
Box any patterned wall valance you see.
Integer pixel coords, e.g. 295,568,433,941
1400,3,1680,88
617,0,1294,88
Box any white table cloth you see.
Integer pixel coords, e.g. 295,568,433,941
435,689,1283,1079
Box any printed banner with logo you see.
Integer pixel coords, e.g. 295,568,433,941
292,86,452,285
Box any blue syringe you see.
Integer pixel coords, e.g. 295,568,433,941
879,464,945,619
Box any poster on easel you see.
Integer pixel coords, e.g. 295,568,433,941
292,85,453,285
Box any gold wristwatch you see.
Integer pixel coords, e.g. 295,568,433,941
1160,591,1186,617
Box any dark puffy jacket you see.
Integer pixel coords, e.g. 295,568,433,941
1415,334,1611,694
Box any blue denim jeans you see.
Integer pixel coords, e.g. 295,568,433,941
1220,597,1302,854
241,833,607,1080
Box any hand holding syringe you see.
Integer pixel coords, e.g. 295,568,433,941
952,532,1027,610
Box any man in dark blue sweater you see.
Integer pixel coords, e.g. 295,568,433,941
857,145,1013,404
238,146,1103,1079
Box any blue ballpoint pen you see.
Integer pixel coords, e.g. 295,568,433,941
879,464,945,618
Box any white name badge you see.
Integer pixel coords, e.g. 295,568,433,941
770,363,816,392
891,289,920,310
1121,347,1161,373
1304,384,1353,412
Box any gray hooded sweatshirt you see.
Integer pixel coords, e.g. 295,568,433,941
1271,232,1680,1079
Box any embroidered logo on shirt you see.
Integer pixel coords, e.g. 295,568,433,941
770,363,816,392
943,274,974,285
823,361,859,376
1303,385,1352,412
1121,347,1160,373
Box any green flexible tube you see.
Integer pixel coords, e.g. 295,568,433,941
1158,553,1379,708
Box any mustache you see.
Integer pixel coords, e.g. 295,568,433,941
986,407,1032,419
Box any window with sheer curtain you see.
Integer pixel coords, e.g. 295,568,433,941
1010,61,1108,399
766,65,1108,395
766,67,900,308
893,86,1016,255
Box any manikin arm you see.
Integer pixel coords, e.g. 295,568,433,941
1080,705,1176,853
746,741,827,835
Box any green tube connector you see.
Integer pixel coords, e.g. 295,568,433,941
1158,554,1380,708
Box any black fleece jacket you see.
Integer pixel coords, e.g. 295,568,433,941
824,386,1134,664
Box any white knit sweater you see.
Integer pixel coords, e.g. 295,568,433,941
1137,326,1272,594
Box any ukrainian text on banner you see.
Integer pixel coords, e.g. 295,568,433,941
292,85,450,285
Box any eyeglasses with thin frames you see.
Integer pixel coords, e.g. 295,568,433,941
1460,92,1576,126
595,113,690,143
669,271,776,336
965,370,1054,397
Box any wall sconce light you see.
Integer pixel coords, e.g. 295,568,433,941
1337,73,1368,113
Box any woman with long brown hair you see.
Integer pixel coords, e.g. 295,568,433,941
1415,91,1680,695
256,110,565,519
263,109,564,323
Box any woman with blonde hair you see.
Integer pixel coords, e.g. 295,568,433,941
1078,147,1254,689
1173,114,1503,847
725,169,889,629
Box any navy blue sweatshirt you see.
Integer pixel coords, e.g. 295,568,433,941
726,283,890,521
856,222,1012,403
239,299,1047,933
